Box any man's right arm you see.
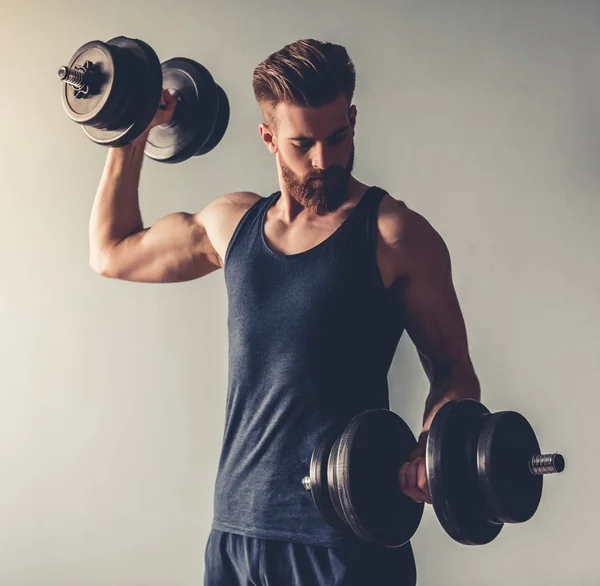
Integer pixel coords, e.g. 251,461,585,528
89,129,258,283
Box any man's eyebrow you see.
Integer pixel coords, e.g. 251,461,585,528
288,125,351,141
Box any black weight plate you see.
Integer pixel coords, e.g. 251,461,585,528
60,40,125,127
145,57,219,163
477,411,543,524
101,47,144,132
308,428,352,534
328,434,352,531
83,37,162,147
332,409,424,548
194,84,230,156
427,399,502,545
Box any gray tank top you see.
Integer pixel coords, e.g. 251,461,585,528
211,186,407,546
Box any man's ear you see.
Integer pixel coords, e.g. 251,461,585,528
259,123,278,154
349,105,357,131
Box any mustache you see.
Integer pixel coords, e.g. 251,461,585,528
308,169,345,181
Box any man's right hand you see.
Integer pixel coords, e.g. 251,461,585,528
133,89,178,145
149,89,178,129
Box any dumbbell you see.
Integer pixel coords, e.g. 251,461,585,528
57,36,229,163
302,410,425,548
302,399,565,547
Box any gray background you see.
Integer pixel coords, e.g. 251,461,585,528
1,0,596,584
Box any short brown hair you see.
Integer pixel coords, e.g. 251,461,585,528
252,39,356,131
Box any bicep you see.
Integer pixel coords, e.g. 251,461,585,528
399,221,472,377
102,211,221,283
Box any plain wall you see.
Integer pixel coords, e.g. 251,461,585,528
1,0,598,584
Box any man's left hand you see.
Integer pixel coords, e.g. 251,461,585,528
398,438,432,504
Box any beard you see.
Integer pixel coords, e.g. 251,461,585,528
279,145,355,215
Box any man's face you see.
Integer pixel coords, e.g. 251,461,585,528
260,93,357,214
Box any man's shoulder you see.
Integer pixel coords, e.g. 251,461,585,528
201,191,262,227
198,192,263,263
220,191,264,212
376,193,434,246
376,193,449,279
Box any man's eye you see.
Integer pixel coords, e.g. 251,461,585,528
293,135,346,151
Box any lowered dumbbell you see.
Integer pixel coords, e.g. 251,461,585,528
427,399,564,545
58,36,229,163
302,399,565,548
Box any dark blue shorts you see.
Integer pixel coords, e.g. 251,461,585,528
204,529,417,586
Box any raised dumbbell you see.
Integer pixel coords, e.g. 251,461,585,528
57,36,229,163
302,399,565,547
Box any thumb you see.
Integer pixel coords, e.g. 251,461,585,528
163,89,178,108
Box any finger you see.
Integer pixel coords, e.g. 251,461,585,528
409,458,428,503
158,91,167,109
399,462,408,493
400,460,426,503
162,98,178,120
416,458,431,504
158,89,172,109
410,458,429,503
406,460,426,503
165,89,178,104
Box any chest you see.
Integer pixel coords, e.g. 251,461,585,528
262,212,401,290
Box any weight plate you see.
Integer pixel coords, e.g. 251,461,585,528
308,428,352,534
427,399,503,545
477,411,543,524
102,47,143,132
83,36,162,147
327,434,352,531
331,409,424,548
60,40,125,128
145,57,219,163
194,84,230,156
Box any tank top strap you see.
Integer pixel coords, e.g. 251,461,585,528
360,186,387,250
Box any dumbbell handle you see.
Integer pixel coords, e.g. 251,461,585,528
58,61,97,97
301,452,565,492
529,453,565,475
58,64,93,92
58,65,80,83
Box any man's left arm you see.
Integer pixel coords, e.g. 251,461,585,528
389,205,481,503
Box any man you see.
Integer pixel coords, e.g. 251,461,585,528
90,39,480,585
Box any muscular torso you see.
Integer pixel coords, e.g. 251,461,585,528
203,184,410,290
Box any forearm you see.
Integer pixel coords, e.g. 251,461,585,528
419,364,481,439
89,133,148,266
